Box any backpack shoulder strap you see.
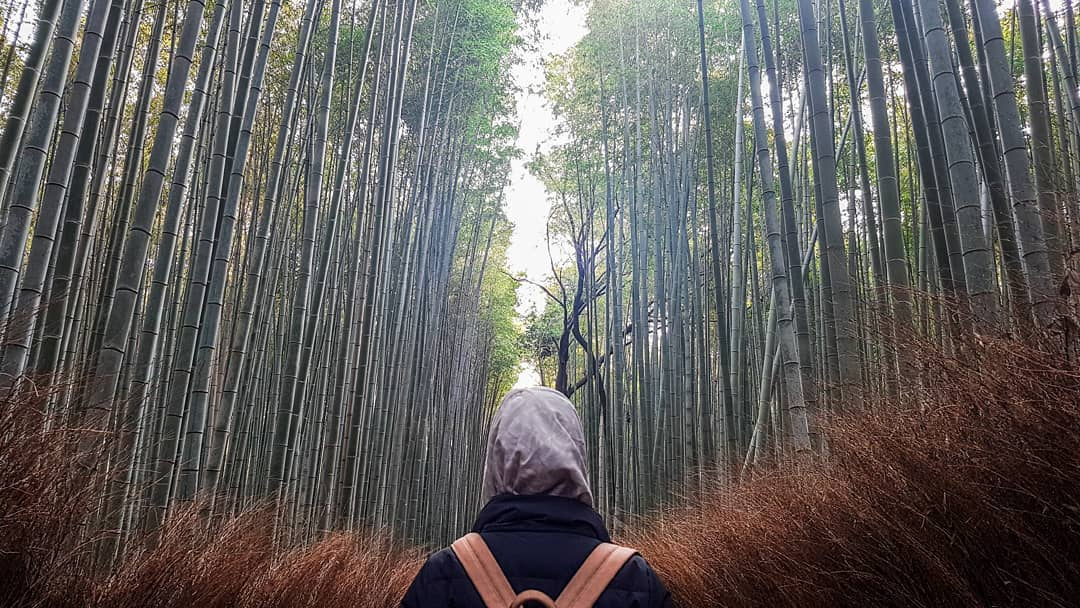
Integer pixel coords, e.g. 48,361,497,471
556,543,639,607
450,532,516,608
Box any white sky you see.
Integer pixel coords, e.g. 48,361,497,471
505,0,587,387
504,0,587,313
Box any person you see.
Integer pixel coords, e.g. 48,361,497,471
402,386,671,607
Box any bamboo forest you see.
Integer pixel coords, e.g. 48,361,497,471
1,0,1079,603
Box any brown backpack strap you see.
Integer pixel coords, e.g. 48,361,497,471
450,533,516,608
556,543,638,607
510,590,558,607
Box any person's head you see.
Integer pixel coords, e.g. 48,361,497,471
480,387,593,507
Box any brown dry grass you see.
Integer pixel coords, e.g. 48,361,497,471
1,334,1077,607
88,512,424,608
0,392,425,608
626,334,1080,607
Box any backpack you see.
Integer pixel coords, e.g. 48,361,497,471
450,532,639,608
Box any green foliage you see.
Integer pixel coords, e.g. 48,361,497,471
481,257,522,395
447,206,523,397
402,0,521,132
519,299,563,384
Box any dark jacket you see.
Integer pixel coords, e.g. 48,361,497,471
401,494,671,607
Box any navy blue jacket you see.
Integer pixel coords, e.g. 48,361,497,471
402,495,671,607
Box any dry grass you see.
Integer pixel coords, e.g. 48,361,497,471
0,392,425,608
1,334,1077,607
626,334,1080,607
89,513,424,608
0,389,105,607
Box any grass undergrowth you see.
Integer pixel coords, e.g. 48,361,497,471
2,334,1077,607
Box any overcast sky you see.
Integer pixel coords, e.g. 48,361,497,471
505,0,587,386
504,0,587,312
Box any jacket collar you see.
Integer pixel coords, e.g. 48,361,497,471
472,494,611,542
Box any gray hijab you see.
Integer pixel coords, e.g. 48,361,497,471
480,387,594,507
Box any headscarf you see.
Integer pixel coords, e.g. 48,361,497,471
480,386,594,507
